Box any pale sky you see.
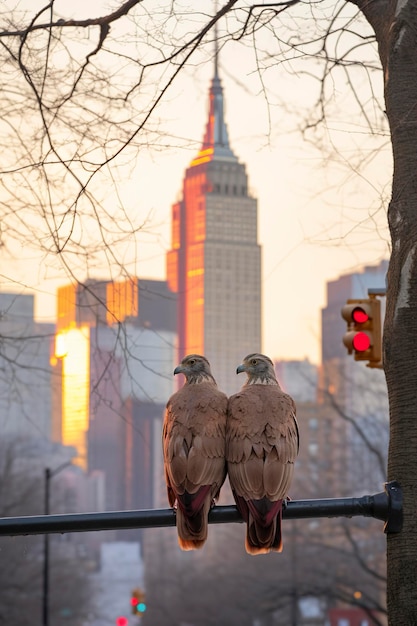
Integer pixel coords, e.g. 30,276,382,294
3,1,392,365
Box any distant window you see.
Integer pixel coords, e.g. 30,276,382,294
337,620,349,626
224,184,229,194
360,621,369,626
309,418,318,430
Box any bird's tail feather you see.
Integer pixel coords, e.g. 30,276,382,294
234,494,283,554
246,509,283,554
175,486,212,550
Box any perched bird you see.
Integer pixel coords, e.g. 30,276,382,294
163,354,228,550
226,353,299,555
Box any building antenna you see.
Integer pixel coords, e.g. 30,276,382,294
214,0,219,78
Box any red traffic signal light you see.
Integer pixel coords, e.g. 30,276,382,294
116,618,128,626
341,298,382,366
351,307,369,324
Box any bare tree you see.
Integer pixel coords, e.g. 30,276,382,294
1,2,416,623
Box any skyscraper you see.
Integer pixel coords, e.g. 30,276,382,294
53,278,176,512
167,60,262,394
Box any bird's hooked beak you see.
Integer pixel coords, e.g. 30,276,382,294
236,363,246,375
174,365,185,375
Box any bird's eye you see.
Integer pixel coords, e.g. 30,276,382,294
189,359,196,365
251,359,257,365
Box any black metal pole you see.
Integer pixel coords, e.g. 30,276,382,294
0,482,402,537
41,462,71,626
42,468,50,626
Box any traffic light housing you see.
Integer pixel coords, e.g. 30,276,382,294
131,588,147,616
341,297,382,367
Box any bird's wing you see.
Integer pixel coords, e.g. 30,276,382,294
163,383,227,503
227,385,299,501
162,403,181,507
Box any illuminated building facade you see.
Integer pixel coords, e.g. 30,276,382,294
167,62,262,394
53,278,176,512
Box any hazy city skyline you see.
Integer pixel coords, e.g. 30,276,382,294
0,6,395,625
2,2,391,366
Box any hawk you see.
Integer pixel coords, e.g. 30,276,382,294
226,353,299,554
163,354,228,550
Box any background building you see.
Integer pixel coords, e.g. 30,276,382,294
52,278,176,515
0,292,54,440
166,61,262,395
274,358,318,403
320,259,389,495
327,607,382,626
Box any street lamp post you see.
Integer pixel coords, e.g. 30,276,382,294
42,462,72,626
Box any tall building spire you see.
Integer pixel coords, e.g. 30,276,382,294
190,27,237,166
167,8,261,395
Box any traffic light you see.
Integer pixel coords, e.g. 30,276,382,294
341,297,382,367
131,588,147,616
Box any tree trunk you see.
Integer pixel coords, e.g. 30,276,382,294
356,2,417,624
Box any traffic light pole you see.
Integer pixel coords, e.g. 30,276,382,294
0,481,402,537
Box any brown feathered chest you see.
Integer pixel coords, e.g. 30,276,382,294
165,382,227,443
163,381,228,505
227,384,298,457
226,383,299,499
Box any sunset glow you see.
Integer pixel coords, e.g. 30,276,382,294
55,326,90,469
